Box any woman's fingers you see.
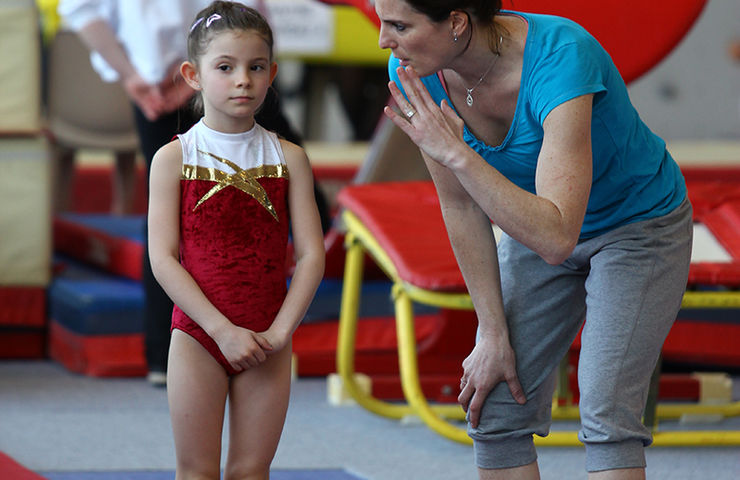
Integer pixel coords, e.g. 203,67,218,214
387,80,417,120
397,66,429,108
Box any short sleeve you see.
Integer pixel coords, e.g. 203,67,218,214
57,0,111,31
528,40,607,125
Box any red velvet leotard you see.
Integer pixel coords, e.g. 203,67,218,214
171,119,290,375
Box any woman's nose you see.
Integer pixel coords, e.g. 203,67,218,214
378,25,393,50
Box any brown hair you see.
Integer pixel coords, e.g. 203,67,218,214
403,0,504,53
188,1,274,64
186,1,274,113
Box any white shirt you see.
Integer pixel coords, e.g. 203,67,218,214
57,0,260,84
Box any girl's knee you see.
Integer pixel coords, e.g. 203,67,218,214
176,464,221,480
224,461,270,480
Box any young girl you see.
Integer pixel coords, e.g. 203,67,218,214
147,2,325,478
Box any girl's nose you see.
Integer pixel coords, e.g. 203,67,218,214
236,71,250,87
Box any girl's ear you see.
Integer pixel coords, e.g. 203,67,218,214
180,61,201,90
269,62,278,84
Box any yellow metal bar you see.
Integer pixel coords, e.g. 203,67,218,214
650,430,740,447
533,430,740,447
681,290,740,307
336,230,412,419
343,210,474,309
552,401,740,421
402,283,474,310
335,226,472,421
342,211,400,281
394,287,471,443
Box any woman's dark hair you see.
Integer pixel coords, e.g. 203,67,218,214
187,1,274,64
403,0,502,23
404,0,504,52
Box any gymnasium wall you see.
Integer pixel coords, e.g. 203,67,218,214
628,0,740,141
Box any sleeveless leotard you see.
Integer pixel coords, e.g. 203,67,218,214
171,119,290,375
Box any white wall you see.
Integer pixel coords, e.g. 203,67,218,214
628,0,740,141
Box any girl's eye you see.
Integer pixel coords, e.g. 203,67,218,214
251,64,265,72
218,64,231,72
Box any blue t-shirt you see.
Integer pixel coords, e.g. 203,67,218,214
388,11,687,239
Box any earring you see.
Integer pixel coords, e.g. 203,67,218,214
453,31,458,42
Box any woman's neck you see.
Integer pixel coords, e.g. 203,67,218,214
449,18,504,86
448,15,524,90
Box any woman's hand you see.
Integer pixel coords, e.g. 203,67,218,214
159,62,197,113
213,323,273,372
384,66,468,169
458,335,526,428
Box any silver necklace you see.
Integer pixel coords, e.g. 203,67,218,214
464,35,503,107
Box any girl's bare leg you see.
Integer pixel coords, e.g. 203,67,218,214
224,342,293,480
168,329,229,480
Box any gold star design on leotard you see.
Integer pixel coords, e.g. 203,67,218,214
181,149,288,221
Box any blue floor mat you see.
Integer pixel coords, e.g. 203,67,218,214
42,470,364,480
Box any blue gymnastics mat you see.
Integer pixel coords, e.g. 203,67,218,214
42,470,365,480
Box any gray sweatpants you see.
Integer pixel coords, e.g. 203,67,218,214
470,198,693,472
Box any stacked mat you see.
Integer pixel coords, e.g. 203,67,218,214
49,212,410,378
49,214,146,376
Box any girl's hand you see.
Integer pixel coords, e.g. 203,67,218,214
259,327,291,356
384,66,468,169
457,335,526,428
214,324,273,372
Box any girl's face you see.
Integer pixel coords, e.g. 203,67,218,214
190,29,276,132
376,0,454,76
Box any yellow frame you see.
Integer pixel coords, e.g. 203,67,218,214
336,209,740,446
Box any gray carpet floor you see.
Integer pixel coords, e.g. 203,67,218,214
1,360,738,479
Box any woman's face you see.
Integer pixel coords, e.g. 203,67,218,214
376,0,453,76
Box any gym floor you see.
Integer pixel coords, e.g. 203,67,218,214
1,360,738,480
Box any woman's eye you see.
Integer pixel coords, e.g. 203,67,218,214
394,23,406,32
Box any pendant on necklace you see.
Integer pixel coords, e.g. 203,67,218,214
466,91,474,107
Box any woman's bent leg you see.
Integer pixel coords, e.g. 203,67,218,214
578,200,692,473
471,234,589,471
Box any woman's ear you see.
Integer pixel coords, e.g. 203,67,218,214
450,10,469,37
180,61,201,90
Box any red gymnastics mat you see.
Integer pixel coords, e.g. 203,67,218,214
0,452,46,480
330,173,740,403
